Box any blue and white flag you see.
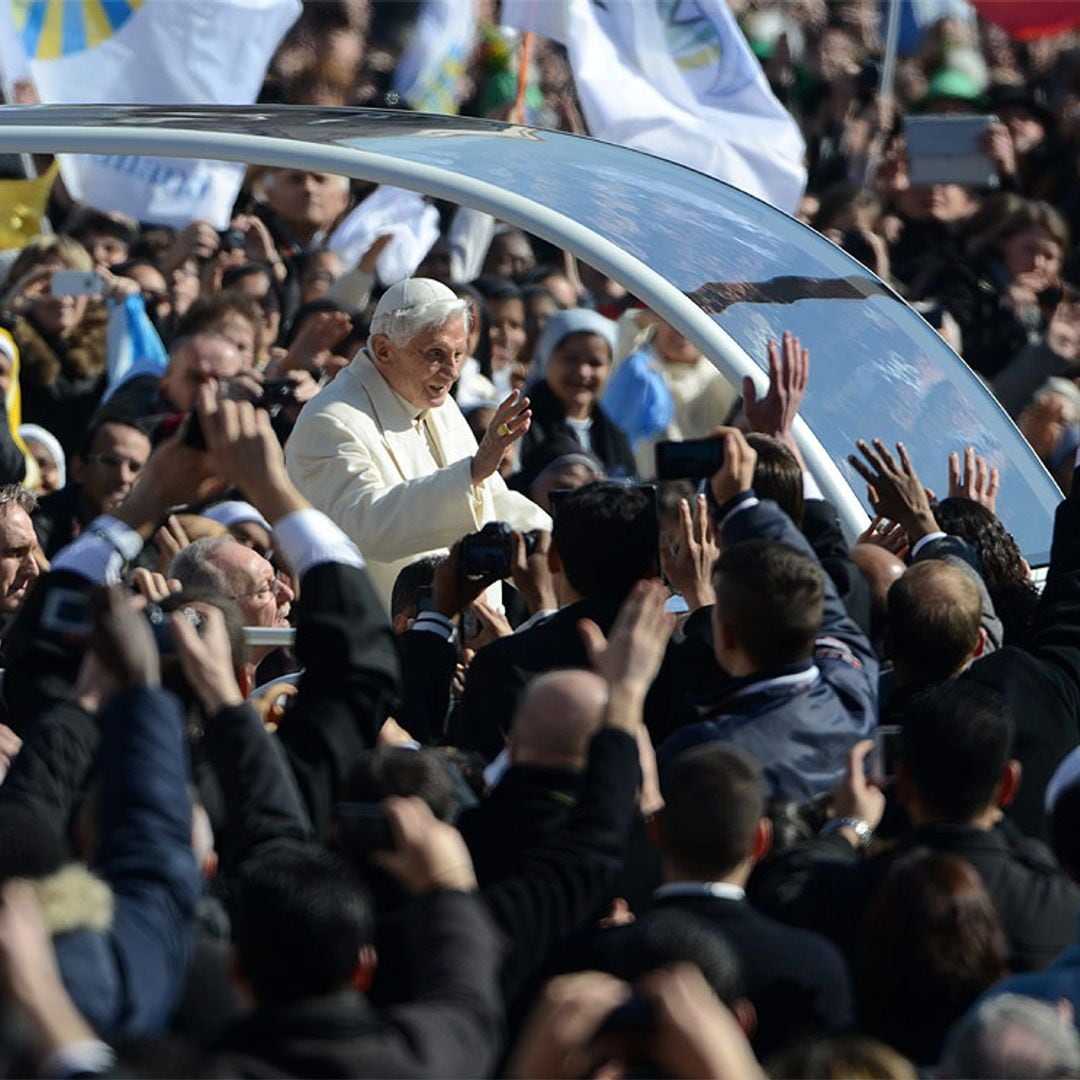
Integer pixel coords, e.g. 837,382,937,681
0,0,300,227
393,0,476,115
501,0,806,213
102,294,168,402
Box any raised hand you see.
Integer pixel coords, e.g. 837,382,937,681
948,446,1000,514
370,796,477,894
848,438,939,542
91,586,160,691
660,494,718,611
472,390,531,484
709,426,758,507
195,384,307,523
742,331,809,452
578,580,674,709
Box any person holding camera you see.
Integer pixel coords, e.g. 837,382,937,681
286,277,550,611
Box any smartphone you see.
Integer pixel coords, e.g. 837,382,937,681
334,802,395,853
51,269,105,297
40,586,93,637
905,114,999,187
655,438,725,480
869,725,903,784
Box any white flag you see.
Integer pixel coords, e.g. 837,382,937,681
0,0,300,227
393,0,476,115
329,186,441,285
501,0,806,213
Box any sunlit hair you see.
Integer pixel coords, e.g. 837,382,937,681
369,297,470,347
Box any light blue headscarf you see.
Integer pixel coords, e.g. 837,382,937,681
529,308,617,385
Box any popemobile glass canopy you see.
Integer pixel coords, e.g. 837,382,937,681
0,105,1060,564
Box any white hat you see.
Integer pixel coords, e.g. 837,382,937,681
201,500,272,532
372,277,458,322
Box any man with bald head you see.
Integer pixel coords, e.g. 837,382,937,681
887,560,987,688
457,669,608,884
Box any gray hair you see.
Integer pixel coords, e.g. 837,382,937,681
369,297,470,347
168,536,234,596
0,484,36,515
940,994,1080,1079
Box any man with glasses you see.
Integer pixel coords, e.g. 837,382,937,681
168,535,295,669
32,413,150,560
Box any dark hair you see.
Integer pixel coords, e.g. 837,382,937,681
344,747,458,822
659,743,764,879
856,848,1009,1064
933,498,1038,646
390,555,443,621
552,481,658,597
452,283,491,377
967,197,1070,263
887,561,982,681
712,540,823,668
231,845,372,1008
747,435,804,528
900,681,1013,822
282,298,354,350
77,409,149,459
470,275,524,302
810,182,883,233
221,262,273,290
175,290,263,358
112,257,163,278
583,908,744,1007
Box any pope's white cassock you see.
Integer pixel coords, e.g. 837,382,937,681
286,343,551,612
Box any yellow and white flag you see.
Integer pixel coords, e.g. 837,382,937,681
0,0,300,227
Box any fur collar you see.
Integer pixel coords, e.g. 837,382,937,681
27,864,113,934
15,304,108,387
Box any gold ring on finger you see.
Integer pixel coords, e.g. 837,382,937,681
496,422,512,438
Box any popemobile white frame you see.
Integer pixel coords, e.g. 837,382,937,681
0,105,1058,581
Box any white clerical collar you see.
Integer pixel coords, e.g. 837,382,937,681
653,881,746,902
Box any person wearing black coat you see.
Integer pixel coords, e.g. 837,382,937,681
750,680,1080,975
451,482,714,758
519,308,637,479
574,740,853,1060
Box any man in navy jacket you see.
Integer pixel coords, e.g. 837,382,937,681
660,428,878,800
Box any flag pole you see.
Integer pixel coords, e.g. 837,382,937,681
862,0,902,187
879,0,902,106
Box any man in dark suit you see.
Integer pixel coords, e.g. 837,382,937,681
452,481,707,757
457,668,607,885
577,740,853,1059
206,801,505,1079
751,680,1080,974
852,438,1080,839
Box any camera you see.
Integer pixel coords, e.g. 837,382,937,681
145,603,204,657
459,522,539,581
218,227,245,252
258,378,297,407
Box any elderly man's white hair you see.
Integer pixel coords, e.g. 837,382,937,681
939,993,1080,1079
369,277,469,346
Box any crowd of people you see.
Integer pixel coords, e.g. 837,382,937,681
2,1,1080,1078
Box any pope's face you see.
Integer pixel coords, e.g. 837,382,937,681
373,315,468,411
